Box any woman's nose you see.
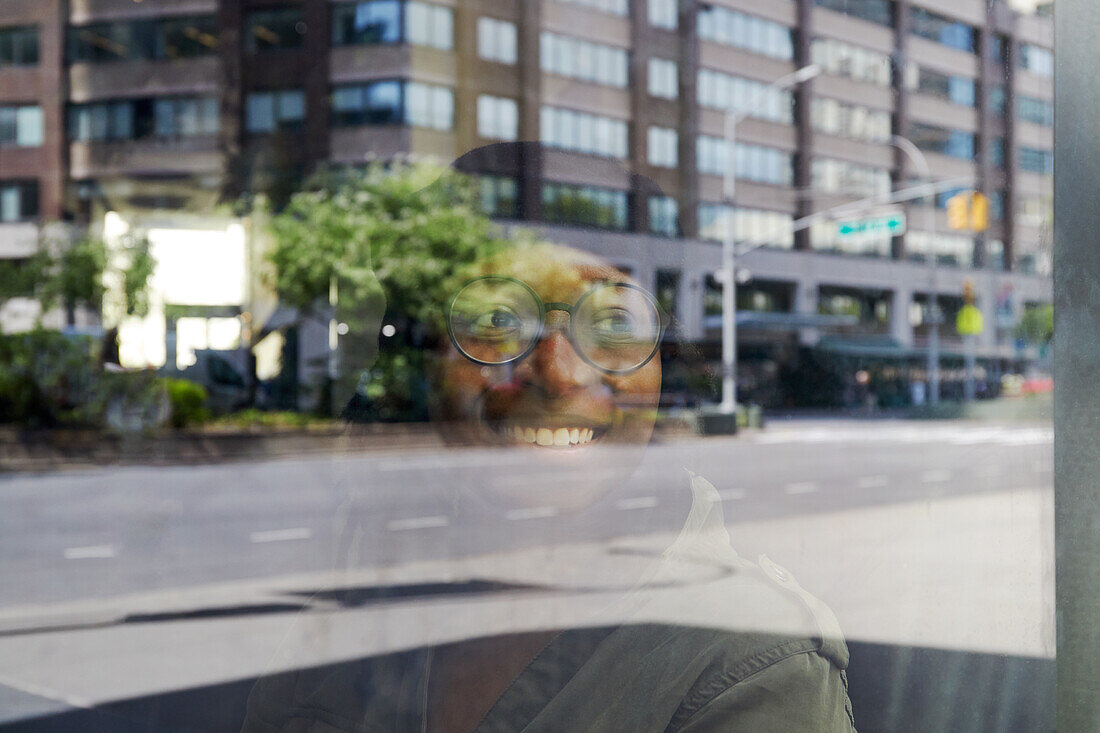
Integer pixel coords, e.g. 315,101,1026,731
516,328,600,395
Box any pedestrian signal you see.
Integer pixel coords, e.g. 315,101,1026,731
970,193,989,232
947,193,970,230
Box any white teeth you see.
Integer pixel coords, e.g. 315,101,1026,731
505,425,599,446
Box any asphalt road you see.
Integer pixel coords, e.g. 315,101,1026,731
0,419,1052,609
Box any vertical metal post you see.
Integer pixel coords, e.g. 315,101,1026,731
328,274,339,416
720,113,738,415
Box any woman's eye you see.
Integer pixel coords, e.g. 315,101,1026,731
473,309,521,336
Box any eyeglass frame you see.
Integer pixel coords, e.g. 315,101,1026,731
445,275,669,375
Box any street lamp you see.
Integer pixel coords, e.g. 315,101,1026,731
890,135,939,406
720,63,820,415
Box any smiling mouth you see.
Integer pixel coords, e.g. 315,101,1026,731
491,422,610,447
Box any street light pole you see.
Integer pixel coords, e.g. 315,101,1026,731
720,64,820,415
891,135,939,406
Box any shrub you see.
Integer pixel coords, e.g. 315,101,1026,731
162,378,211,428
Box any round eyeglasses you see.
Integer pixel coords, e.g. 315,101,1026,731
447,276,667,375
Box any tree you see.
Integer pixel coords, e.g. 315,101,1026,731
1016,303,1054,346
266,160,507,417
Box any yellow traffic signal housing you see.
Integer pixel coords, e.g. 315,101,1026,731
947,193,970,230
970,192,990,232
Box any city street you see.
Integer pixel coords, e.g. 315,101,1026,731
0,418,1054,730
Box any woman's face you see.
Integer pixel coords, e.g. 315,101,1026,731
435,243,662,507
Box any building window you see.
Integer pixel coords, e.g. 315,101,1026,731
1019,147,1054,175
0,26,39,67
697,136,793,186
696,7,794,60
331,80,452,129
987,33,1007,64
540,32,628,88
698,69,794,123
406,2,453,50
542,182,628,230
477,17,517,64
1018,96,1054,126
480,176,518,218
989,136,1005,168
247,8,306,51
477,95,518,140
556,0,628,17
698,204,794,248
811,158,891,197
810,38,891,87
332,1,451,50
69,96,218,141
910,8,976,53
649,196,679,236
813,0,892,25
655,269,680,319
906,231,975,266
67,17,218,62
1019,43,1054,77
648,0,677,30
0,181,38,222
988,85,1006,116
648,58,677,99
910,123,976,160
333,1,401,45
246,90,306,133
811,98,891,143
913,68,976,107
539,106,628,158
647,126,678,168
0,105,44,147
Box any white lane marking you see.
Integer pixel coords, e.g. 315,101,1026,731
616,496,659,511
921,469,953,483
857,475,889,489
0,673,95,710
718,488,747,501
387,515,450,531
63,545,116,560
784,481,820,495
506,506,559,521
250,527,312,544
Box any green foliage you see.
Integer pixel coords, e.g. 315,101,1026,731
1016,303,1054,345
162,378,211,428
211,409,331,429
0,329,102,426
38,234,108,316
120,234,156,318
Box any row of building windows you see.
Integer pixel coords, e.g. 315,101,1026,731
0,105,44,148
647,0,678,31
698,205,795,248
246,90,306,133
1020,43,1054,77
69,97,219,141
649,195,678,236
811,38,892,87
910,66,976,107
542,181,629,230
330,80,452,130
539,106,628,159
1018,95,1054,126
697,137,794,185
696,7,794,61
814,0,893,26
1019,146,1054,175
697,69,794,124
540,32,629,88
910,8,976,53
811,97,891,144
67,16,218,63
557,0,628,18
910,122,976,160
0,26,38,67
811,158,892,197
331,1,452,50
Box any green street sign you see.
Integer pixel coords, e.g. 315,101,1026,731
957,304,985,336
837,211,907,238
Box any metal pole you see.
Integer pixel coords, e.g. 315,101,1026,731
719,64,820,416
891,135,939,405
328,274,339,416
720,113,738,415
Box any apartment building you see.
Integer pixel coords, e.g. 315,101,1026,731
0,0,1054,402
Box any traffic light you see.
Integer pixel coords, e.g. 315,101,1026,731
970,192,989,232
947,193,970,230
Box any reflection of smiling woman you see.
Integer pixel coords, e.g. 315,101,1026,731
244,242,856,733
